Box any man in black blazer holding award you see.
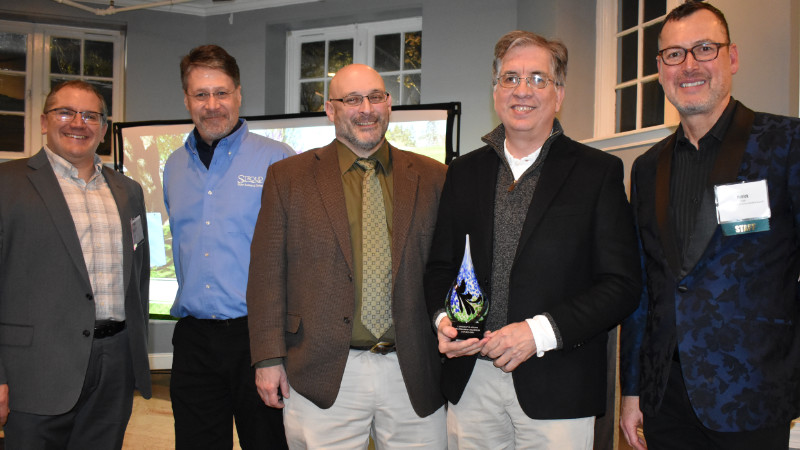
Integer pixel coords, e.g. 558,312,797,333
0,81,151,448
424,30,641,449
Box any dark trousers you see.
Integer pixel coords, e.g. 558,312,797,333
170,316,287,450
4,329,135,450
643,359,790,450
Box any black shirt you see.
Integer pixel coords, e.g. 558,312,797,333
193,119,243,169
670,98,738,256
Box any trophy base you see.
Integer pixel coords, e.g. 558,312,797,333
452,323,485,339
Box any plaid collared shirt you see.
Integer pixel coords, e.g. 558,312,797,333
44,147,125,321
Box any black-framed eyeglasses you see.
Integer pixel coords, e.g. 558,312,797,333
494,73,557,90
44,108,105,125
657,42,730,66
329,91,390,107
188,91,233,102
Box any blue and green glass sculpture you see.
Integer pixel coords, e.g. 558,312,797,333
445,235,488,338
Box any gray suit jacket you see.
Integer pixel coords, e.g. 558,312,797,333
247,141,446,417
0,149,151,415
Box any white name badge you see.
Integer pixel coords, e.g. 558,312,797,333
714,180,771,236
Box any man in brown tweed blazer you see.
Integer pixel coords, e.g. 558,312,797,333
246,64,447,448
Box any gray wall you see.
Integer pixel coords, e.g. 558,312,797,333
716,0,795,116
421,0,517,150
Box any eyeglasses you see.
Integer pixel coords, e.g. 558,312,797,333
657,42,730,66
45,108,105,125
329,91,390,107
188,91,233,102
494,73,557,89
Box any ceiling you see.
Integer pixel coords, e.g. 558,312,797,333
70,0,321,16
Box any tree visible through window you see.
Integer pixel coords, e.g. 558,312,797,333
286,18,422,114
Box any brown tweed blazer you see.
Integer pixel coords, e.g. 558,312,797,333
247,140,446,417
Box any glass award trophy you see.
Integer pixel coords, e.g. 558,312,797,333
445,234,488,338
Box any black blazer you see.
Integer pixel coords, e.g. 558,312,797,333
424,127,641,419
0,150,151,415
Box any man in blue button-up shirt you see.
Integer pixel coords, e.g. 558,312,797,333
163,45,294,449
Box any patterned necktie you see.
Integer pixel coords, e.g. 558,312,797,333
355,158,393,339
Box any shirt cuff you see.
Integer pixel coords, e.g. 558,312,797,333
434,312,447,331
526,315,557,357
254,357,283,368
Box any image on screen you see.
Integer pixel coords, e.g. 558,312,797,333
114,103,460,318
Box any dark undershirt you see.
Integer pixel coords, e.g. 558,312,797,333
194,120,243,169
669,99,737,256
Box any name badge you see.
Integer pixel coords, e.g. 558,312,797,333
131,215,145,250
714,180,771,236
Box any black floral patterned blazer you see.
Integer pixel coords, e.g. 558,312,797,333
621,101,800,432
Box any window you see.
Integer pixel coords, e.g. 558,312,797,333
594,0,679,137
0,20,124,160
286,18,422,113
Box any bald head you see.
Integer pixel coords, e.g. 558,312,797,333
328,64,385,99
325,64,392,157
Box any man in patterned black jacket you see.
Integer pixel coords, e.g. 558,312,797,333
620,3,800,449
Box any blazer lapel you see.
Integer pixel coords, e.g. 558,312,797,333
313,143,354,273
473,151,500,278
390,148,416,283
103,167,133,294
26,150,92,287
682,103,755,274
515,137,576,264
653,134,683,277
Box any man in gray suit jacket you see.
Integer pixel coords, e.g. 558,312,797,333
0,81,151,449
247,64,447,448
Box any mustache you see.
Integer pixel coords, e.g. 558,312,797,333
202,112,228,120
352,113,380,123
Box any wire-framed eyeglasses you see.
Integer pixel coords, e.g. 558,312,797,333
657,42,730,66
329,91,390,107
494,73,557,90
188,91,233,102
44,108,106,125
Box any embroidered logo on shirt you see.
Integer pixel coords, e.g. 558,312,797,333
237,174,265,188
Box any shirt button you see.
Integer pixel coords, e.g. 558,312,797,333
83,330,91,337
343,317,351,324
208,190,213,195
204,252,209,257
205,284,211,289
677,285,688,293
86,293,93,300
205,221,210,226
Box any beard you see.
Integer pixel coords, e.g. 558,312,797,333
336,113,389,153
197,112,236,142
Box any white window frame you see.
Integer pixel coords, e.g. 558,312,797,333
592,0,680,147
285,17,422,113
0,20,125,160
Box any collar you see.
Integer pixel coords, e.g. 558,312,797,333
43,145,103,181
186,118,246,158
676,98,738,150
482,119,563,167
336,139,391,175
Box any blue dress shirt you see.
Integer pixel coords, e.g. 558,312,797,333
163,119,294,319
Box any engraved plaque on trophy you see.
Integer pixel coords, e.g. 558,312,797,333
445,235,488,339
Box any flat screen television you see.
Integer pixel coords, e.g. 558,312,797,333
113,102,461,318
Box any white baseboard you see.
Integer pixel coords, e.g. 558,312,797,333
149,352,173,370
